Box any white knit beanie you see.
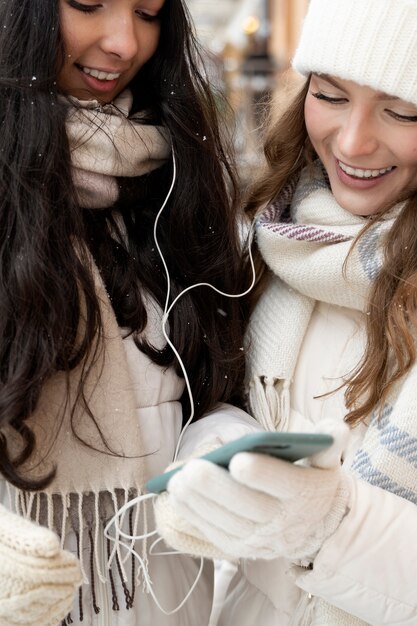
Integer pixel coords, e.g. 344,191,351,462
292,0,417,106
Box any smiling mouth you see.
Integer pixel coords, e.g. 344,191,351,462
338,160,396,180
76,64,121,82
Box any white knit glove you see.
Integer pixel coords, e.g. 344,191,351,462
155,439,236,560
155,492,232,560
157,422,351,562
0,504,82,626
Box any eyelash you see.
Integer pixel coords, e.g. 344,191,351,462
67,0,97,13
310,91,346,104
67,0,160,21
136,10,159,22
311,91,417,123
388,111,417,123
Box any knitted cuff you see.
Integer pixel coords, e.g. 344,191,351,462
291,473,351,562
0,504,60,558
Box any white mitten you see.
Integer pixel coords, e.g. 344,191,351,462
154,439,237,560
0,504,82,626
165,426,351,562
155,491,233,560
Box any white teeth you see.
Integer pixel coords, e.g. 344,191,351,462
82,66,120,81
338,161,394,179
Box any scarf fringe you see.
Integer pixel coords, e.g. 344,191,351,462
13,486,149,616
247,376,291,432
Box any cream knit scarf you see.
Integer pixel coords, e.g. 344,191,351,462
66,89,170,208
5,91,171,621
246,162,417,626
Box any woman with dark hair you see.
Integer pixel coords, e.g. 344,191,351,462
0,0,255,624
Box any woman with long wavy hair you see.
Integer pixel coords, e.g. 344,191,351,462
156,1,417,624
0,0,255,624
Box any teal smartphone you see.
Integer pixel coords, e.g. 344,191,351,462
145,431,333,494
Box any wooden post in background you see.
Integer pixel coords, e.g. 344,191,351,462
269,0,309,72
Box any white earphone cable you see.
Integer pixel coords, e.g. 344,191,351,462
152,146,256,459
105,144,256,615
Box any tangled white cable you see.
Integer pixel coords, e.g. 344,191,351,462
104,493,205,615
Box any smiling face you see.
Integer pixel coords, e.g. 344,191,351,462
58,0,166,103
304,74,417,216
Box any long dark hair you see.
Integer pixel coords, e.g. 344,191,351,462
0,0,248,490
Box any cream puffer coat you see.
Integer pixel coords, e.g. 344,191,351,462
217,301,417,626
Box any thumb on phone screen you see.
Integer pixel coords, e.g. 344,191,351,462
309,420,350,470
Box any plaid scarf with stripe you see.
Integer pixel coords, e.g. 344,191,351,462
246,162,416,625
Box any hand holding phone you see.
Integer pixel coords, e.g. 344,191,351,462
146,431,333,494
153,425,349,564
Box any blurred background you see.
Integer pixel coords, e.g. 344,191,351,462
187,0,309,183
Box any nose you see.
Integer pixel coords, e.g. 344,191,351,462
337,108,379,159
100,14,139,60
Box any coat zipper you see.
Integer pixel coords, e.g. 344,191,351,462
289,592,316,626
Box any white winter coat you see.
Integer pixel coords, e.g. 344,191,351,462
216,301,417,626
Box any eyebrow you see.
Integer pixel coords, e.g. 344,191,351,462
316,73,399,101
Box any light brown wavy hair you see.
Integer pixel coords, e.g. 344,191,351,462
246,75,417,426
